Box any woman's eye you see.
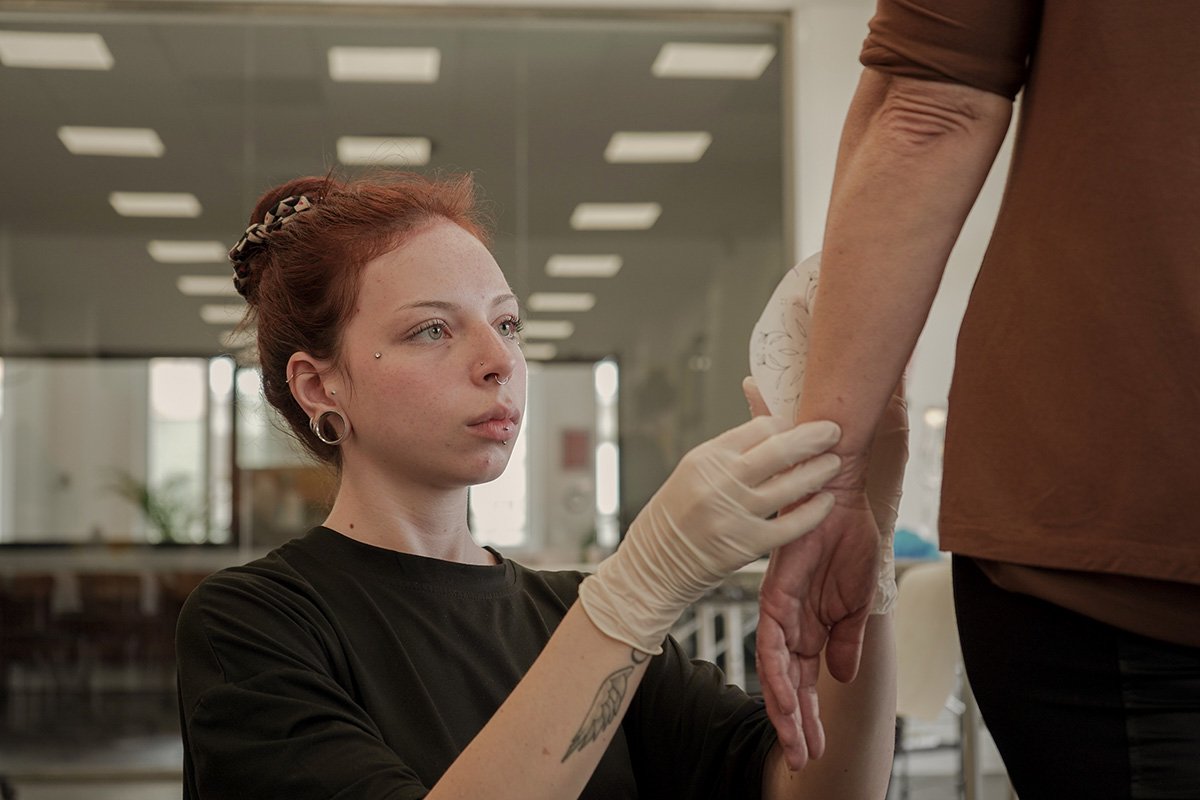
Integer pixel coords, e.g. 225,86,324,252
410,322,446,341
498,318,523,338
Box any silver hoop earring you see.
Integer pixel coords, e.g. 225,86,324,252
310,410,350,446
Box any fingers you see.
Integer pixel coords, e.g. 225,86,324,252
752,455,840,518
757,622,810,770
796,656,827,763
823,610,870,683
740,419,841,482
742,376,770,418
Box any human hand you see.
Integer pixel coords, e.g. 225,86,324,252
578,415,843,656
741,377,880,770
747,249,910,770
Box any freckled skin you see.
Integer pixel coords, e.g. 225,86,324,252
332,221,527,494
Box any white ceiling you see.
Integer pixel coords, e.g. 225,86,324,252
0,2,788,363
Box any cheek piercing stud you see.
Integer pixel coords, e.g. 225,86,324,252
374,352,381,359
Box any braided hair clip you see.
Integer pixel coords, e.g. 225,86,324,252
229,195,314,298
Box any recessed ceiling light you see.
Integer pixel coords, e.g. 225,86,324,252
200,304,246,325
110,192,201,218
570,203,661,231
527,293,596,313
58,126,163,157
651,43,776,80
0,30,113,70
605,132,712,163
337,136,431,166
149,240,227,263
178,276,238,297
521,342,558,361
545,255,623,278
328,46,440,83
521,320,575,340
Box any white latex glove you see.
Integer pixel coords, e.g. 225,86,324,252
579,416,843,654
749,251,909,614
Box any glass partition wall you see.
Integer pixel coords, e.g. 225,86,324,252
0,0,789,781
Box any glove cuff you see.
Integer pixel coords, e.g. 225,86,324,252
870,529,898,615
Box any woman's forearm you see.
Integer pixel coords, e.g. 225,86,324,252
428,601,650,800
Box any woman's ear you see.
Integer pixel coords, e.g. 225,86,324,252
287,352,339,420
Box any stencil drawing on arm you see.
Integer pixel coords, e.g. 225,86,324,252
749,253,822,421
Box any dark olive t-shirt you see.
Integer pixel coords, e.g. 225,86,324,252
177,527,776,799
862,1,1200,642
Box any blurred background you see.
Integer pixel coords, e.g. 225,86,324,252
0,0,1016,797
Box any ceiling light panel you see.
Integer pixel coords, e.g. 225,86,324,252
200,304,246,325
527,293,596,313
605,132,712,163
570,203,661,231
521,342,558,361
328,46,440,83
337,136,431,166
0,30,113,70
177,276,238,297
651,43,776,80
111,192,201,218
149,240,227,263
521,320,575,340
545,255,623,278
59,126,163,157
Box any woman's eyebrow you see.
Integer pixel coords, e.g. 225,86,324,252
394,294,518,314
394,300,455,314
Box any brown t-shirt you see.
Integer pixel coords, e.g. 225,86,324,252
862,0,1200,645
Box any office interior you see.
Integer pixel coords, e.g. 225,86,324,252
0,1,1017,797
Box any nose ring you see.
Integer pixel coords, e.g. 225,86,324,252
495,375,510,385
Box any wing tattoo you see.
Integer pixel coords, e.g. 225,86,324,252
561,665,635,762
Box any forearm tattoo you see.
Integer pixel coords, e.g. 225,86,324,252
562,649,648,762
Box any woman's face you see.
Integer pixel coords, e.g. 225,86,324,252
334,220,527,490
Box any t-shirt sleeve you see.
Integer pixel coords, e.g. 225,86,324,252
623,635,777,800
177,572,429,800
860,0,1043,100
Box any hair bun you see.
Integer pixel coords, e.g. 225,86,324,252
229,195,316,299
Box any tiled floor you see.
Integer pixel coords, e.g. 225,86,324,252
0,690,1011,800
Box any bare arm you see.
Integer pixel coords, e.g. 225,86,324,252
429,602,650,800
800,68,1013,464
756,68,1013,772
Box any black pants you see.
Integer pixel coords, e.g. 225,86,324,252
952,555,1200,800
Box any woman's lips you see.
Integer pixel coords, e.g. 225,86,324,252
468,417,519,441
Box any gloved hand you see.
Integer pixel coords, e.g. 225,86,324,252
750,251,908,614
579,415,843,654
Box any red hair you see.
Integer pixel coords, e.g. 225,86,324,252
237,170,492,466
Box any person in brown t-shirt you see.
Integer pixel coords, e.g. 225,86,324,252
754,2,1200,796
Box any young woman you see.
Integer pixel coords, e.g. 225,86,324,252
176,170,897,799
